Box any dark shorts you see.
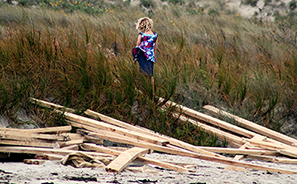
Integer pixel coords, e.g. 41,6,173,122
138,51,154,76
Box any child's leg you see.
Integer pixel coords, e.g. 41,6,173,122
151,76,154,96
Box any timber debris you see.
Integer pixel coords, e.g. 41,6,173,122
0,98,296,174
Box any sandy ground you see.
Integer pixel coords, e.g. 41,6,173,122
0,152,296,184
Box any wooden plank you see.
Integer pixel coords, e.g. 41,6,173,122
106,147,149,172
60,145,79,150
0,126,72,133
59,139,84,147
0,146,114,157
198,147,278,156
160,98,256,138
32,98,228,159
77,129,206,158
204,105,297,147
42,153,65,161
176,113,244,147
246,155,297,164
72,123,166,149
58,110,169,146
0,139,57,148
81,143,189,172
197,154,297,174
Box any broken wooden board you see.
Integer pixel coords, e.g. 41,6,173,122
81,143,190,172
204,105,297,147
106,147,149,173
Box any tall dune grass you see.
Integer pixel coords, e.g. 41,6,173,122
1,3,297,146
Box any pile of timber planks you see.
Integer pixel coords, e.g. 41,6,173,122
0,98,296,174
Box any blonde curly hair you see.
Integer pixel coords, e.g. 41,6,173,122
136,17,153,33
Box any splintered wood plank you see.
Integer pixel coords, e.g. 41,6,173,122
81,143,189,172
0,126,72,133
160,98,256,138
204,105,297,147
58,110,169,146
246,155,297,164
106,147,149,173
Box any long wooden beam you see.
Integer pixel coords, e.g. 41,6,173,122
160,98,257,138
0,146,114,157
0,126,72,133
204,105,297,147
58,110,169,146
198,147,278,156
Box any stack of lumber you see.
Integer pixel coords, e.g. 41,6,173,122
0,98,297,174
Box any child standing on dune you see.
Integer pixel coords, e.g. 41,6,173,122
132,17,158,95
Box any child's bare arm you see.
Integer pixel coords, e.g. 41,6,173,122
136,34,142,46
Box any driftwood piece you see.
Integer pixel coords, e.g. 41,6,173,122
106,147,149,173
204,105,297,147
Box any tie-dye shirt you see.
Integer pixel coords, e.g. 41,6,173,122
138,32,158,63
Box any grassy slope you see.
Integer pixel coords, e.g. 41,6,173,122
0,1,297,145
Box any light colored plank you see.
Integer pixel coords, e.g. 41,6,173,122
198,146,278,156
60,145,79,150
58,110,169,146
0,146,114,157
73,123,165,148
0,139,57,148
160,98,256,138
246,155,297,164
106,147,149,172
59,139,84,147
176,113,244,147
81,143,189,172
204,105,297,147
0,126,72,133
